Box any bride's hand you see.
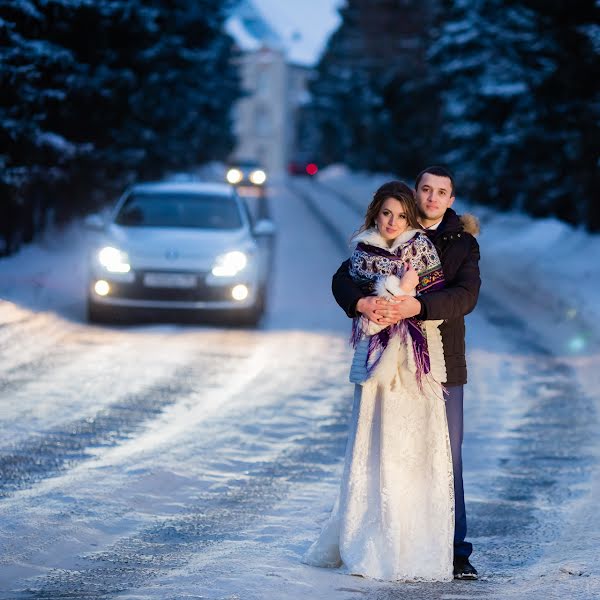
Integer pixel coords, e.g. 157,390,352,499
356,296,380,323
359,296,400,326
385,295,422,320
399,262,419,292
372,293,422,325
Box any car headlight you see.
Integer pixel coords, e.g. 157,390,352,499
226,168,243,184
249,169,266,185
98,246,131,273
211,251,248,277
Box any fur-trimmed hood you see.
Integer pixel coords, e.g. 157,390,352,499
432,208,480,238
460,213,480,236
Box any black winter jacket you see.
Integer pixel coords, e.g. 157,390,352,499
332,208,481,385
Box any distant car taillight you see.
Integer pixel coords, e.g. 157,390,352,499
306,163,318,176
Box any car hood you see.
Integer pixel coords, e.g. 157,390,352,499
101,224,255,270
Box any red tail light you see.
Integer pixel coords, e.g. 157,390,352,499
306,163,318,176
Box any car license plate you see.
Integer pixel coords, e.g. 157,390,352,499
143,273,197,288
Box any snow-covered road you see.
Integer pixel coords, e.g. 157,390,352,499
0,175,598,599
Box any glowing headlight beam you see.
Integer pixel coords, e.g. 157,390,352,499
226,168,243,184
232,284,249,300
98,246,131,273
249,169,266,185
212,251,248,277
94,280,110,296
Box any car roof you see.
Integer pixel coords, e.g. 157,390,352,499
129,181,236,196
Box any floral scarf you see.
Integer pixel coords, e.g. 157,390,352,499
349,228,445,385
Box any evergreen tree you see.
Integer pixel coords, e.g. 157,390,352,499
429,0,600,228
513,0,600,229
0,0,241,231
123,0,240,179
303,0,437,176
0,1,84,188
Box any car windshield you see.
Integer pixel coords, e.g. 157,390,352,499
114,192,243,229
230,161,261,170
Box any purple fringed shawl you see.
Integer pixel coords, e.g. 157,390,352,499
349,231,445,386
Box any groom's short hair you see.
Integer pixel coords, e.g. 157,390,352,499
415,166,455,197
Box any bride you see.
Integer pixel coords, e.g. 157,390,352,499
303,181,454,582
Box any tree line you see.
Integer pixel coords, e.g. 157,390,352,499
300,0,600,230
2,0,598,257
0,0,240,254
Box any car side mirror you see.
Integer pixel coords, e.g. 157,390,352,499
84,213,105,231
253,219,276,237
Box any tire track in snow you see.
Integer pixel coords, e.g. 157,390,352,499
7,337,351,600
0,333,261,499
0,327,189,450
465,295,596,574
0,304,264,498
0,364,201,498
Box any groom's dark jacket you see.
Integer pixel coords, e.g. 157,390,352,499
332,207,481,386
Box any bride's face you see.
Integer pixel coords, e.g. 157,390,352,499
376,197,409,242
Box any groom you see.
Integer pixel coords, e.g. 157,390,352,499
331,165,481,580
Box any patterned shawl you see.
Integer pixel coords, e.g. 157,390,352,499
349,228,445,386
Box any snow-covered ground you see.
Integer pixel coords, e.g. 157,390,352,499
0,169,598,599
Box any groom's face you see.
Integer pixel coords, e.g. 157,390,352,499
415,173,455,226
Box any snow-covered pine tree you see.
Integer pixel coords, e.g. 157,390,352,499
124,0,241,179
303,0,437,175
0,0,91,242
0,0,83,190
429,0,599,229
509,0,600,230
1,0,241,230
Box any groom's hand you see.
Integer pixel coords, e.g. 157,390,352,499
371,295,421,325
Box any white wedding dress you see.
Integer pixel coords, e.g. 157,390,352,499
303,320,455,582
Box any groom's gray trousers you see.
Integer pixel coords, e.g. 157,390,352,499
445,385,473,559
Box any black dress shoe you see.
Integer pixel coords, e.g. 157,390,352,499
453,556,478,580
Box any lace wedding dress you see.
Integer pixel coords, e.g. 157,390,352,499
303,324,455,581
303,379,454,581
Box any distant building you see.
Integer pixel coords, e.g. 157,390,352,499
226,1,314,177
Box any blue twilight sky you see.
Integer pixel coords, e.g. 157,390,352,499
249,0,344,65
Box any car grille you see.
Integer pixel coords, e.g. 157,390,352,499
108,271,233,302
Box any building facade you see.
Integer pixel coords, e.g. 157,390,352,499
226,2,313,177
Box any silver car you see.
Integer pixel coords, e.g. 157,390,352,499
85,181,275,324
